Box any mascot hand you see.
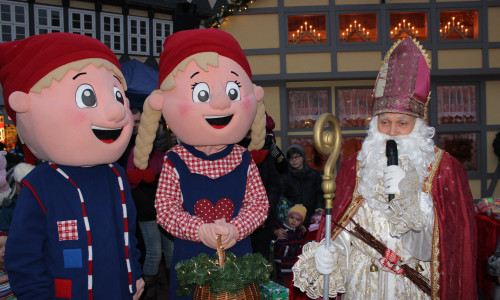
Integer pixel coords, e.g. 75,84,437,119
198,223,230,249
215,219,238,250
315,244,338,275
383,165,405,195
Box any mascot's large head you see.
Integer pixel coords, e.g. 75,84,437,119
146,28,264,147
0,33,133,166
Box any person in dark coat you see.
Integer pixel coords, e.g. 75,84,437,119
280,144,324,228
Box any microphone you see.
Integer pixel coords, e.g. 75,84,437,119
386,140,398,202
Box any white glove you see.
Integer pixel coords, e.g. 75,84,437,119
315,244,338,275
383,165,405,195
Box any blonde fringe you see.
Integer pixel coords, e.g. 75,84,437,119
248,100,266,151
31,58,127,93
133,96,162,170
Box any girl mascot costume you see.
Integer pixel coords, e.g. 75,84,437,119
0,33,144,299
133,28,269,299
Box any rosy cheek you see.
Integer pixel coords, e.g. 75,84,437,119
177,102,193,117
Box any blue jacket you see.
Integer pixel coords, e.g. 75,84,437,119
5,162,142,300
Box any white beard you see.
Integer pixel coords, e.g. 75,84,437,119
356,116,436,211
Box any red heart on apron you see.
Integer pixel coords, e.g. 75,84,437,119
194,198,235,223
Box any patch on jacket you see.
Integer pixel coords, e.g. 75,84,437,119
57,220,78,241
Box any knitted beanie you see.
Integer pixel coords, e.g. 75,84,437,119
288,204,307,222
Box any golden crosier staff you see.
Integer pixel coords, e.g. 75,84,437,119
313,113,342,300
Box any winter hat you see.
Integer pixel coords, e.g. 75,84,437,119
286,144,306,159
158,28,252,87
0,32,125,125
372,37,431,119
288,204,307,223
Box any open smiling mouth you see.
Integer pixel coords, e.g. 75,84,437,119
92,126,123,144
205,114,233,129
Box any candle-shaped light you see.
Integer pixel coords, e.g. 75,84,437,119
292,33,295,42
310,25,312,32
403,19,406,28
305,21,308,31
416,30,418,38
445,25,447,32
367,31,369,39
390,30,393,38
297,29,300,36
465,28,468,37
300,25,303,33
318,33,321,41
350,24,352,30
440,29,443,37
412,26,415,34
452,17,455,26
354,20,357,26
399,23,401,30
313,29,316,36
342,32,345,40
363,27,365,34
461,24,464,32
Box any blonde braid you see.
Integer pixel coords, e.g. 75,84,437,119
248,100,266,151
133,94,162,169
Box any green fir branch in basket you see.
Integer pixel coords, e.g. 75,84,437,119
176,252,272,296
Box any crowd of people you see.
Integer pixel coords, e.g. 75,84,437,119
0,30,482,300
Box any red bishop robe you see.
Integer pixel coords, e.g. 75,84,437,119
291,147,477,299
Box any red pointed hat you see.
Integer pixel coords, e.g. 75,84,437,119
372,37,431,118
0,32,122,124
158,28,252,87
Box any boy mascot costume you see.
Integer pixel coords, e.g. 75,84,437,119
0,33,144,299
133,28,269,299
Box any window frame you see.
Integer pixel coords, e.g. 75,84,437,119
0,0,28,42
34,4,64,35
101,12,124,54
128,15,149,56
68,8,96,37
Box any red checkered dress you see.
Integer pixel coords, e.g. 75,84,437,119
155,144,269,241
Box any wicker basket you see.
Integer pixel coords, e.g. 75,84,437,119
192,236,262,300
193,283,261,300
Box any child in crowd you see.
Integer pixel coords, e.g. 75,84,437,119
273,204,307,287
0,231,15,299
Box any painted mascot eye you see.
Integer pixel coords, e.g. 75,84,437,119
226,81,241,101
192,82,210,103
75,84,97,108
114,87,124,104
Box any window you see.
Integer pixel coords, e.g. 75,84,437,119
337,88,374,128
439,10,478,40
0,0,28,42
339,13,377,43
437,85,477,124
68,8,95,37
34,4,63,34
340,136,365,163
389,11,428,41
153,19,172,56
128,16,149,55
438,132,478,171
287,15,327,45
435,83,479,172
101,12,124,53
288,89,330,129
